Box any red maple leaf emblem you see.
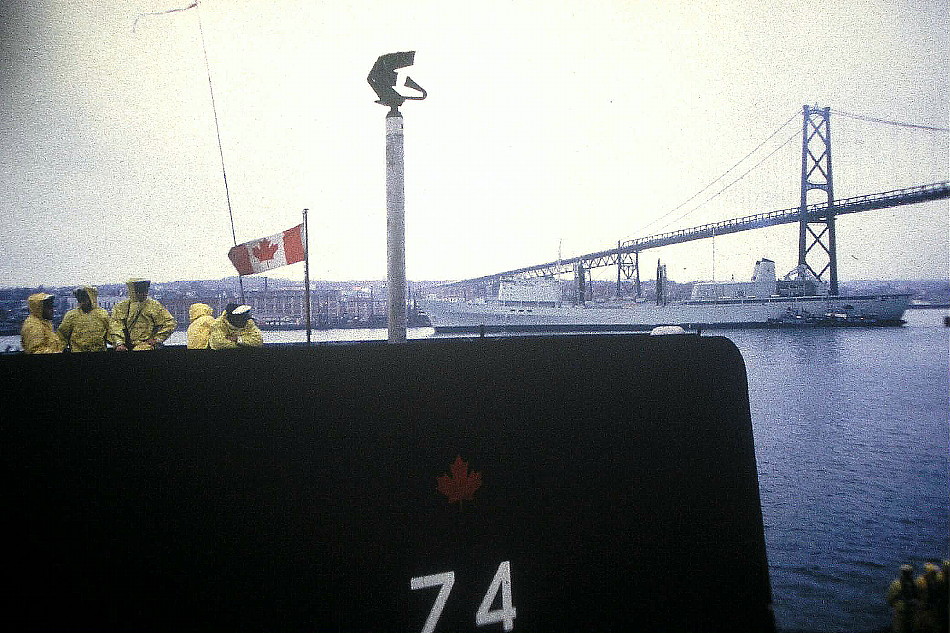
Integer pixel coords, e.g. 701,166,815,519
437,456,482,504
252,238,279,261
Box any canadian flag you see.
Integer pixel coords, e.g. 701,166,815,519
228,224,306,276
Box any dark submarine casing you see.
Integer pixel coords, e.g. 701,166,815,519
0,334,774,632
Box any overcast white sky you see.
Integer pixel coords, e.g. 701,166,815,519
2,0,947,288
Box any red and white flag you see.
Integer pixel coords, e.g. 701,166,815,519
228,224,306,276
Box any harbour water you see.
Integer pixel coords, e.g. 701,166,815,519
724,309,949,632
2,309,947,632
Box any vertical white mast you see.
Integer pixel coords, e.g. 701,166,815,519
367,51,426,344
386,112,407,343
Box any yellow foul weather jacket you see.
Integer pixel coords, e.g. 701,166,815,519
209,315,264,350
186,303,216,349
20,293,65,354
110,281,176,350
58,286,111,352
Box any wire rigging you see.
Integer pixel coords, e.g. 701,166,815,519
132,1,197,32
630,111,801,238
195,6,239,248
134,1,238,246
831,109,949,133
134,0,245,301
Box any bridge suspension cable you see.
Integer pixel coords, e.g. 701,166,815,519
655,125,802,233
631,111,800,237
830,109,950,133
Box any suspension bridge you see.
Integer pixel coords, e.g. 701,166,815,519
438,106,949,297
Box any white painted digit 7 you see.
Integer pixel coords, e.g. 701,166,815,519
475,561,516,631
410,571,455,633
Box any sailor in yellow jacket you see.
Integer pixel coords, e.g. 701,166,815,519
209,305,263,349
110,278,176,351
20,293,65,354
888,564,920,633
58,286,111,352
913,562,946,633
186,303,216,349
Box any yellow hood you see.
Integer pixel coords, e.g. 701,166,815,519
126,278,150,297
27,293,53,318
77,285,99,307
189,303,213,322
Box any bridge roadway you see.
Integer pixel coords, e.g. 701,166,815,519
440,180,950,288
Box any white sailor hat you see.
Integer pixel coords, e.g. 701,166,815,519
231,305,252,316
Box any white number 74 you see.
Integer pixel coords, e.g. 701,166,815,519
411,561,516,633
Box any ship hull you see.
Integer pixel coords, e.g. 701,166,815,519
420,294,912,332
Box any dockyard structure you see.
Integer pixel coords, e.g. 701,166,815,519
238,287,388,329
150,287,424,330
52,284,428,332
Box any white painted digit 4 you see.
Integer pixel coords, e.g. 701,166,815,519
475,561,516,632
410,561,516,633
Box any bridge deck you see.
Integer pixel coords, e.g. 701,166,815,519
442,181,949,287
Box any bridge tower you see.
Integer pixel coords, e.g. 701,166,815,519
574,261,587,305
616,243,641,298
798,105,838,294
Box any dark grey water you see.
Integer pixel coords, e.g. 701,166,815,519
724,310,949,632
2,310,946,631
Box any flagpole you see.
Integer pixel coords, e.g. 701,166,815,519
303,208,312,345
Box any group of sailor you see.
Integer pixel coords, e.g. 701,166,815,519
20,278,262,353
887,561,949,633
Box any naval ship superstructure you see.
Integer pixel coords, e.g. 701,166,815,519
420,259,911,332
